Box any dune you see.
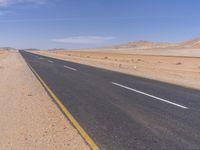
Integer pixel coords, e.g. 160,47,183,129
178,38,200,48
113,41,177,49
112,38,200,49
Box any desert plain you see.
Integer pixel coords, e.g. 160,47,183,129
32,38,200,90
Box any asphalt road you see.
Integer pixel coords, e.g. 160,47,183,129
20,50,200,150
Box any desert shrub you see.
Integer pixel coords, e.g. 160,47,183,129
176,62,182,65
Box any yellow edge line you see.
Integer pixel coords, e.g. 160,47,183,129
27,63,100,150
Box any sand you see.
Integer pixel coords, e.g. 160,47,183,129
32,50,200,90
103,48,200,57
0,51,89,150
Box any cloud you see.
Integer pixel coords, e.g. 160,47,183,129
52,36,115,44
0,0,48,16
0,0,10,6
0,0,46,7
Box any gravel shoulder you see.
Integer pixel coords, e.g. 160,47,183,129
0,51,90,150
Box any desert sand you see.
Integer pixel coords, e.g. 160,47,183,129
0,51,89,150
98,48,200,57
32,49,200,90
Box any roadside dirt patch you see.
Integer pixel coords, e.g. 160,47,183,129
0,51,89,150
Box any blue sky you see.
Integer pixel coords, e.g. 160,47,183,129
0,0,200,49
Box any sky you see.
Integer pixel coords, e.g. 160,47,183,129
0,0,200,49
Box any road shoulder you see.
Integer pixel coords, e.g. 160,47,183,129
0,51,90,150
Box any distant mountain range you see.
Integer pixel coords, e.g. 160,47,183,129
178,38,200,48
1,38,200,51
0,47,17,51
112,38,200,49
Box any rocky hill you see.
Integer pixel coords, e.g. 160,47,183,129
113,41,177,49
178,38,200,48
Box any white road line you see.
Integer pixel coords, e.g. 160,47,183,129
48,60,54,63
111,82,188,109
64,65,77,71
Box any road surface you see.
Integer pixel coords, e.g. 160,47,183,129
20,51,200,150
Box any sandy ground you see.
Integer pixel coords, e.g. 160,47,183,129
32,50,200,90
103,48,200,57
61,48,200,57
0,51,89,150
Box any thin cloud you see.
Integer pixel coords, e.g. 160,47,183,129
0,0,47,7
0,0,48,16
52,36,115,44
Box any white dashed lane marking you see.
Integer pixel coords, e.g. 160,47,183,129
112,82,188,109
48,60,54,63
64,65,77,71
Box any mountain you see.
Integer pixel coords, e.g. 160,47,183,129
178,38,200,48
26,48,40,51
0,47,16,51
113,41,177,49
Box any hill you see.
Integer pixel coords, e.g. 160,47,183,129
113,41,177,49
178,38,200,48
0,47,17,51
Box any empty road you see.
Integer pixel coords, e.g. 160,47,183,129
20,51,200,150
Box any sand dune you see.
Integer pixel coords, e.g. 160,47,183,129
178,38,200,48
113,38,200,49
113,41,177,49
